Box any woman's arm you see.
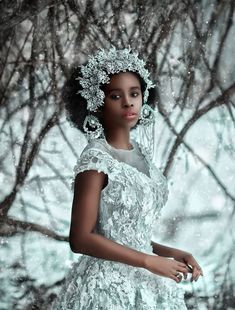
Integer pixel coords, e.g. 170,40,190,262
70,170,148,268
69,170,190,283
150,240,188,258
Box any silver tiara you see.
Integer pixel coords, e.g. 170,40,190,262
76,46,155,112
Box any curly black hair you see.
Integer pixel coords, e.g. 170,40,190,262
62,65,158,133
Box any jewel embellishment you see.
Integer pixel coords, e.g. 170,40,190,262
77,46,155,112
83,115,104,140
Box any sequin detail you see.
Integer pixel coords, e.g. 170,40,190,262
51,139,187,310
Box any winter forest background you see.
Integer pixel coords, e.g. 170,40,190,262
0,0,235,309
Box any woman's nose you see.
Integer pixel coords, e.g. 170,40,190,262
122,96,133,107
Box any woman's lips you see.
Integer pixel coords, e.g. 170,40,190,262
122,112,137,120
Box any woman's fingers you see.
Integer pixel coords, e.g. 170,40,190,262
188,257,204,277
183,271,188,280
176,263,190,280
194,272,200,281
172,273,183,283
191,266,197,281
171,261,203,283
173,266,203,282
172,275,180,283
197,265,203,276
177,263,190,274
179,262,188,268
191,267,203,282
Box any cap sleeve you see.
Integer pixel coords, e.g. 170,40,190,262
70,140,116,190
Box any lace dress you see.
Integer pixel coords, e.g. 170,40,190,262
50,138,187,310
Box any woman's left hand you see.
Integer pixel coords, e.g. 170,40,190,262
172,250,203,282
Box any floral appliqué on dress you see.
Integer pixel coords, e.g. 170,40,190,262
50,139,187,310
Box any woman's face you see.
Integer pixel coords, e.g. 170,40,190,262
102,71,143,131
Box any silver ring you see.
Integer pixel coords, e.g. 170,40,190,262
176,273,181,278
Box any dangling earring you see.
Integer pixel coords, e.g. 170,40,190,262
139,104,155,126
83,114,104,140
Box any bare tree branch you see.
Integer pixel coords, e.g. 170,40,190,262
0,217,68,241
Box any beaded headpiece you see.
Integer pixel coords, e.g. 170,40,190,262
74,46,157,153
77,46,155,112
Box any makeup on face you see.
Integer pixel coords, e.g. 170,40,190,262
102,72,143,129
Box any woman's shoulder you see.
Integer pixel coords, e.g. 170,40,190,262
71,139,115,191
81,138,110,155
80,138,113,158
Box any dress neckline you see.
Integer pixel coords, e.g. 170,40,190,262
103,138,135,152
97,138,154,183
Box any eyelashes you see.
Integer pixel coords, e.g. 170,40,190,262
109,92,140,100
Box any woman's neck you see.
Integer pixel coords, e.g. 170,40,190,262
104,129,132,150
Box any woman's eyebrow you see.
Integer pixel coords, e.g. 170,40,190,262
107,86,141,94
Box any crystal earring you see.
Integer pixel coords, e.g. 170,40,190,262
83,115,104,140
139,104,155,126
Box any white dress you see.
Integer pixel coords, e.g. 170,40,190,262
50,138,187,310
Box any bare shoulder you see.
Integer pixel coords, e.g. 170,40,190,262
74,169,107,193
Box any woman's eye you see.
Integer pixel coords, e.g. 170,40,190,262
131,92,139,97
110,94,121,100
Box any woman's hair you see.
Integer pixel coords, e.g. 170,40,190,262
62,65,158,133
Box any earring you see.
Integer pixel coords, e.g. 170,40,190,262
139,104,155,126
83,114,104,140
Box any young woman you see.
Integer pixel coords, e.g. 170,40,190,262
51,47,203,309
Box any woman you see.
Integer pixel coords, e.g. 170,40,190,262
51,47,203,309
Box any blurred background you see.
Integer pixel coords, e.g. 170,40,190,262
0,0,235,309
